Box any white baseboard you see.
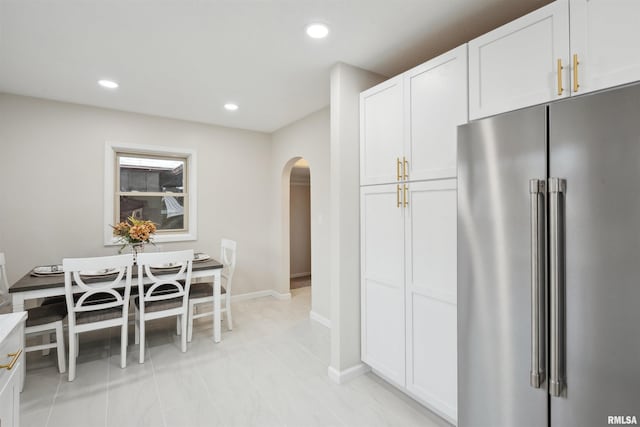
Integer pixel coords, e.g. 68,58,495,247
327,363,370,384
309,311,331,328
270,291,292,300
290,272,311,279
230,290,273,302
230,290,291,302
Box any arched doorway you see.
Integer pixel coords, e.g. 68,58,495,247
289,158,311,290
280,157,312,297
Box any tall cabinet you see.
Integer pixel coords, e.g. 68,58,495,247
360,44,467,424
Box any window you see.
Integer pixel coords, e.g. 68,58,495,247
104,142,197,244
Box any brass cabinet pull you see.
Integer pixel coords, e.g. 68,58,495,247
557,59,564,96
0,349,22,370
573,54,580,93
397,185,402,208
403,184,408,208
396,158,402,181
403,157,409,180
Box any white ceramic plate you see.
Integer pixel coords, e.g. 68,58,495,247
32,265,63,275
150,262,181,269
194,253,210,262
79,268,119,277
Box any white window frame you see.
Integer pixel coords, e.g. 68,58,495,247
104,141,198,245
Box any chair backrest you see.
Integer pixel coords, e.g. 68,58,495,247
136,249,194,311
0,253,10,302
220,239,237,292
63,254,134,322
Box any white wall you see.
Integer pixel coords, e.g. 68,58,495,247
289,181,311,277
0,93,276,295
271,107,330,320
329,63,385,380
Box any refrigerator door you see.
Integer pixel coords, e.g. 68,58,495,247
458,106,548,427
549,84,640,426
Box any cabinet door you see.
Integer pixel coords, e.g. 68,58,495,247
469,0,570,120
0,367,19,427
570,0,640,95
405,45,468,181
404,179,457,424
360,76,404,185
361,184,405,386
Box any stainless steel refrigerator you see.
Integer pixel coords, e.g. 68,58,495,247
457,83,640,427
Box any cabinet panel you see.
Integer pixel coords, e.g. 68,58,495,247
360,184,405,386
404,179,457,423
406,45,467,181
469,1,570,119
360,77,404,185
570,0,640,95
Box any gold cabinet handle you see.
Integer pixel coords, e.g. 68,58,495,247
557,59,564,96
403,184,408,208
403,157,409,180
0,349,22,370
573,54,580,93
397,185,402,208
396,158,402,181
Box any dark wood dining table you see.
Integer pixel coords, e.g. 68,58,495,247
9,259,225,342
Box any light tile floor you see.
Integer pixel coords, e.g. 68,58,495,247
21,287,452,427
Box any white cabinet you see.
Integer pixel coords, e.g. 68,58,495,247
360,77,403,186
0,312,26,427
405,45,467,181
470,0,640,120
469,0,570,120
404,179,457,422
360,44,464,425
360,183,406,386
570,0,640,95
361,45,467,185
360,180,458,423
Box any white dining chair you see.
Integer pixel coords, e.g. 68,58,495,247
0,252,67,373
187,239,236,342
63,254,134,381
134,249,193,364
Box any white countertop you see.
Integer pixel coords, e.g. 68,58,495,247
0,312,27,343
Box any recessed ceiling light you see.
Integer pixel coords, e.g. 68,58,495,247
98,79,119,89
224,103,239,111
306,23,329,39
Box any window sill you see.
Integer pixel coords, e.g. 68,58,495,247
104,232,197,247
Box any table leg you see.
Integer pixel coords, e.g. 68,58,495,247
213,270,221,343
12,294,25,313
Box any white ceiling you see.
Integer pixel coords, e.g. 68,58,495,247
0,0,551,133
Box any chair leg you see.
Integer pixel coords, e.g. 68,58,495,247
181,313,187,353
55,323,66,374
187,301,194,343
68,330,76,382
121,323,127,369
139,321,145,364
226,295,233,331
42,333,51,356
134,310,140,345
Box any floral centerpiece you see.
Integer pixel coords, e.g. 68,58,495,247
111,216,157,261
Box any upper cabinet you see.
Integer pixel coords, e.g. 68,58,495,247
360,76,404,186
361,45,468,185
570,0,640,95
469,1,570,120
470,0,640,120
405,45,467,182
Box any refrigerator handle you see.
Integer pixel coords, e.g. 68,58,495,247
549,177,566,397
529,179,546,388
